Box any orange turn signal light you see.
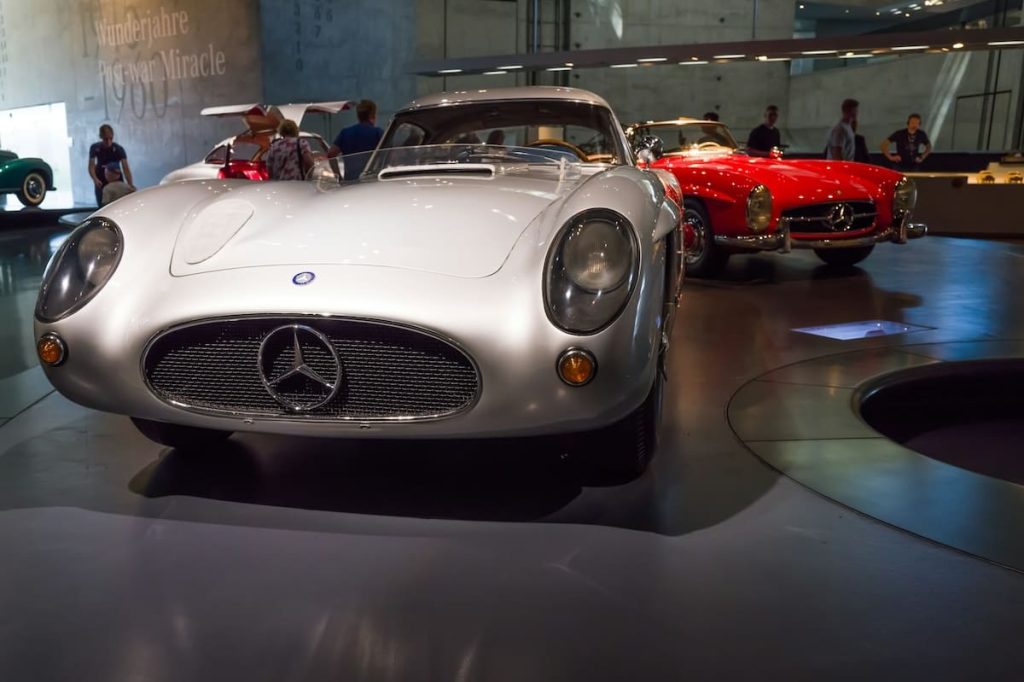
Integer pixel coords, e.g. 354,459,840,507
37,333,66,367
558,348,596,386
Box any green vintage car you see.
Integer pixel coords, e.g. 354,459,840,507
0,150,54,207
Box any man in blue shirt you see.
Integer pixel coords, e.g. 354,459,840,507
88,124,134,206
328,99,383,179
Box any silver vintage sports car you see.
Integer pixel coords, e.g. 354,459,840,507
34,87,683,475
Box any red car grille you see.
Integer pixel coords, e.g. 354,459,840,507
782,201,876,233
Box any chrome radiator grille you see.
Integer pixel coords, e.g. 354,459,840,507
143,318,479,420
782,201,876,233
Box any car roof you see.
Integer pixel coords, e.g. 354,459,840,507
400,86,612,112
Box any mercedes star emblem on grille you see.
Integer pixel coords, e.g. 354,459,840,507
828,203,854,232
292,271,316,285
257,325,342,412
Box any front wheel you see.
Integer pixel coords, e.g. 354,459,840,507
682,199,729,278
17,171,47,207
814,245,875,267
131,417,233,450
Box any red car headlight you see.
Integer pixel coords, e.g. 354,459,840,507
746,185,773,233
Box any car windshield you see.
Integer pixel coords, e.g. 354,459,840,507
308,144,582,188
631,122,740,156
377,99,628,166
205,141,264,164
205,135,325,165
302,135,328,156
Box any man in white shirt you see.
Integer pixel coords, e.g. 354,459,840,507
826,98,859,161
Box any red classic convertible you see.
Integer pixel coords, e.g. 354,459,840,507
627,118,926,277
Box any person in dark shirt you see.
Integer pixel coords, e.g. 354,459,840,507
746,105,781,157
88,124,134,206
328,99,384,179
881,113,931,171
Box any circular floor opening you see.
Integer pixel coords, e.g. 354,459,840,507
858,359,1024,485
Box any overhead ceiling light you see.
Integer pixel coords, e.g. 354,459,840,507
611,63,639,68
438,69,463,74
497,65,523,70
840,53,872,59
989,40,1024,46
546,66,571,71
802,50,838,55
637,57,667,63
952,42,964,49
762,57,790,62
892,45,929,51
680,60,709,65
713,54,745,59
483,71,508,75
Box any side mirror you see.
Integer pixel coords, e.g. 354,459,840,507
635,135,663,164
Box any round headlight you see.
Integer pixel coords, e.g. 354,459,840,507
562,219,632,292
545,209,638,334
893,176,917,212
746,184,773,233
36,217,123,322
77,226,120,286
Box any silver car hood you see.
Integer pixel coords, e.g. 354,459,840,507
170,172,577,278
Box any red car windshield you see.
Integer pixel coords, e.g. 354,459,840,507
632,122,739,155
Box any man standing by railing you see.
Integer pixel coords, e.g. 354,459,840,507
882,114,932,171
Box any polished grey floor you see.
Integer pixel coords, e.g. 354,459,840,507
2,227,1024,680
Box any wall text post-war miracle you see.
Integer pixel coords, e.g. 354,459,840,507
93,7,228,85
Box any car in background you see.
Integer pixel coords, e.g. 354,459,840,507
627,118,926,277
0,150,54,207
159,101,352,183
36,86,683,477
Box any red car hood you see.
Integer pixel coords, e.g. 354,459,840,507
659,154,889,205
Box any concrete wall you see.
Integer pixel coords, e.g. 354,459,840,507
418,1,798,137
0,0,262,205
788,50,1024,153
567,1,795,133
415,0,523,96
572,0,794,47
260,0,418,141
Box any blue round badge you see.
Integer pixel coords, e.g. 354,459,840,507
292,271,315,286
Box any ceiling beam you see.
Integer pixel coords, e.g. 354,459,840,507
408,26,1024,76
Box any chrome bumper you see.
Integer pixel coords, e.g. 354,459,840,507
714,218,927,252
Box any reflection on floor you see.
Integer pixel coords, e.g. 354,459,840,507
0,226,68,379
2,228,1024,679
